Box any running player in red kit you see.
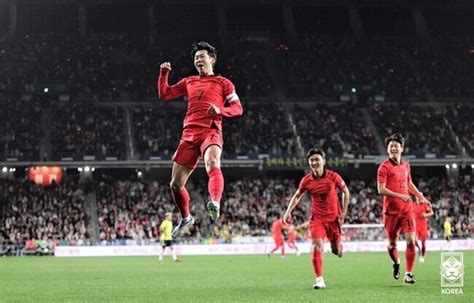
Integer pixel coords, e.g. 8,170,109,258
413,201,433,263
286,224,301,256
283,148,350,289
268,215,286,258
158,42,243,237
377,133,430,284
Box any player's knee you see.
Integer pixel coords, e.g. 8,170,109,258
205,159,220,169
313,244,323,252
170,180,183,192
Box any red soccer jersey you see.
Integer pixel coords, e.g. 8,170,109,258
272,219,284,236
377,159,412,215
413,203,432,223
298,169,347,222
158,70,242,130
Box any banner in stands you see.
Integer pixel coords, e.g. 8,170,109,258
55,240,473,257
264,156,348,169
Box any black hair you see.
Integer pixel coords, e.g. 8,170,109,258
307,148,326,160
384,133,405,147
191,41,217,60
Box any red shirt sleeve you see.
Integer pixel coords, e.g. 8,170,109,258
157,70,187,100
333,172,347,191
298,176,307,193
377,163,388,184
221,78,243,118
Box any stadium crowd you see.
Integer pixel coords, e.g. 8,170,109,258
51,103,126,160
0,177,88,256
275,36,474,100
1,173,470,254
371,103,458,156
0,99,42,161
292,104,378,157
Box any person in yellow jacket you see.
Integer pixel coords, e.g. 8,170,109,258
443,217,452,241
443,216,453,251
159,213,179,262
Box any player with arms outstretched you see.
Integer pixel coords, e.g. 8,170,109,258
377,133,430,284
158,42,243,237
413,201,433,263
283,148,350,289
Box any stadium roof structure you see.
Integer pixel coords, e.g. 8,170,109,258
0,0,473,7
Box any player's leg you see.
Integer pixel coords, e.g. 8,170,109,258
203,144,224,221
170,162,194,217
401,215,417,284
170,135,200,231
329,220,343,257
312,238,326,289
169,245,179,262
170,163,195,237
403,231,416,284
159,245,166,262
309,220,326,289
384,214,401,279
421,239,426,258
269,237,284,256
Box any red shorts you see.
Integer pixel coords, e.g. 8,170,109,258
309,219,341,245
416,221,428,240
383,212,415,239
172,128,223,169
273,235,284,247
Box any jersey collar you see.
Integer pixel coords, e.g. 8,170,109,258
389,158,402,166
312,168,327,179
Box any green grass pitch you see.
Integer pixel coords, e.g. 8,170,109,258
0,251,472,302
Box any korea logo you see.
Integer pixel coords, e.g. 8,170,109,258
440,252,464,287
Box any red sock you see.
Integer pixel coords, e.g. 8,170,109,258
421,240,426,257
312,250,323,277
388,247,399,264
406,243,416,272
281,245,285,256
207,167,224,203
171,188,190,218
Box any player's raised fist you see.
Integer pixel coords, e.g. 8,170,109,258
160,62,172,71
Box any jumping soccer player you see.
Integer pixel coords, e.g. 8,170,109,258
158,42,243,237
283,148,350,289
413,201,433,263
377,133,430,284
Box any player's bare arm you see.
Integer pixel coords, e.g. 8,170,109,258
283,189,304,224
339,187,350,225
296,221,309,230
377,182,411,202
